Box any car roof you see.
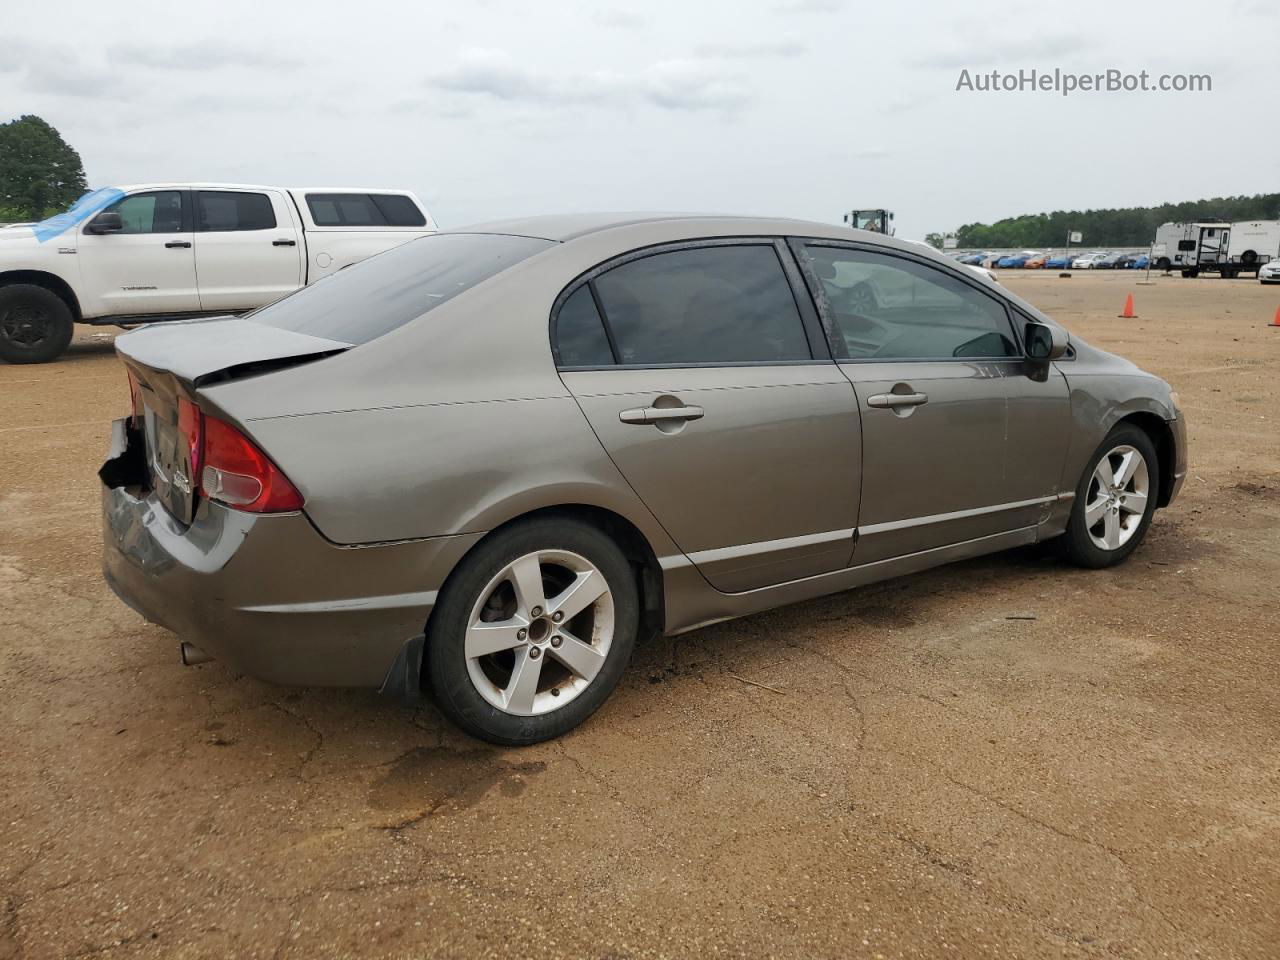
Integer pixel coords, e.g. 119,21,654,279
447,212,888,245
112,183,417,195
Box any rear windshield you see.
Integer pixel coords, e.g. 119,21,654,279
250,232,553,345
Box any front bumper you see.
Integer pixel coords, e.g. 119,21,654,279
1167,411,1188,505
100,418,482,688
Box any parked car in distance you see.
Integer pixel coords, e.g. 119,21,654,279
0,183,436,364
956,253,986,266
1130,254,1150,270
101,213,1187,744
1259,259,1280,284
1113,253,1145,269
1024,254,1049,269
1093,253,1126,270
997,254,1029,268
1071,252,1109,269
1044,254,1072,269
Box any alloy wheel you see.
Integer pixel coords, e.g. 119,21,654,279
0,305,51,348
1084,444,1150,551
464,549,614,716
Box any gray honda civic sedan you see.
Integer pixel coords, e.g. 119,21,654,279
101,214,1187,744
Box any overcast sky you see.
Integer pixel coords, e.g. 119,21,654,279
3,0,1277,239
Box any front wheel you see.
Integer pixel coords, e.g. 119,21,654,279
426,516,639,745
0,284,74,364
1059,426,1160,568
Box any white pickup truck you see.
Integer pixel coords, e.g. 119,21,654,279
0,183,436,363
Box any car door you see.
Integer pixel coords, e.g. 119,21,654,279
193,189,302,312
554,240,863,593
793,241,1025,565
77,189,199,317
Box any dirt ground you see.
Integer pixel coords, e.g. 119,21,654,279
2,270,1278,959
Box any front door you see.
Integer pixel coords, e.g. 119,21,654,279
77,190,199,317
554,240,863,593
794,242,1025,564
193,189,303,312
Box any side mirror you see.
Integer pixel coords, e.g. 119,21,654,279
1025,321,1068,361
88,211,123,234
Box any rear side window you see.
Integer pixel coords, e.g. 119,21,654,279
371,194,426,226
306,193,424,227
590,245,811,365
555,286,614,366
249,232,552,345
196,191,276,231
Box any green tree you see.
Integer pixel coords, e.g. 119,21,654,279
923,232,945,250
947,193,1280,249
0,115,88,221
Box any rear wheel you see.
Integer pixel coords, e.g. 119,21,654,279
426,516,640,745
1059,425,1160,569
0,284,74,364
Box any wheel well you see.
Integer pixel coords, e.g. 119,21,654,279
0,271,82,321
428,504,667,646
1117,412,1175,507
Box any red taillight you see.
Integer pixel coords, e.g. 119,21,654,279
197,413,304,513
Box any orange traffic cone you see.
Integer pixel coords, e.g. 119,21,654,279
1271,305,1280,328
1119,293,1136,318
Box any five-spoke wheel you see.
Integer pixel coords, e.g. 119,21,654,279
427,516,638,745
1060,425,1160,568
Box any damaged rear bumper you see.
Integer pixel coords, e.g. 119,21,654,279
100,418,482,689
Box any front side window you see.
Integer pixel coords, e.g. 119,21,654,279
197,191,277,231
103,191,184,234
589,244,811,365
801,245,1017,360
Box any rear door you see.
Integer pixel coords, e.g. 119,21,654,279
793,241,1021,564
77,189,198,316
194,189,302,312
555,240,863,593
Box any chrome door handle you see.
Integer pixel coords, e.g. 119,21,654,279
619,405,705,424
867,392,928,408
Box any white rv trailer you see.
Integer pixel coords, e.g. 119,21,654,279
1218,220,1280,278
1151,221,1231,276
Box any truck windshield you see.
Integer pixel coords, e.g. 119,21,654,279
249,232,554,345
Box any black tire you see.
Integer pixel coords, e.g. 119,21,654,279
1155,258,1171,271
426,516,640,745
1059,424,1160,569
0,284,75,364
1180,268,1199,278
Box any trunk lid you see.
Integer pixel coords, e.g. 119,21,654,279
116,317,349,524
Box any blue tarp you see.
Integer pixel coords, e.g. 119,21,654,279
32,187,126,243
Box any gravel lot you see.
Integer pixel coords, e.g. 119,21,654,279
2,271,1278,959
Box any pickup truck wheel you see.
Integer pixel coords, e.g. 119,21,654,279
0,285,74,364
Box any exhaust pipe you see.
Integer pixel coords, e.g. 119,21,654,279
180,642,213,666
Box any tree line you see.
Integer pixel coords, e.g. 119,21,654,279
927,193,1280,250
0,115,88,222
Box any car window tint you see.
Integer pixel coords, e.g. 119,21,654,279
370,194,426,227
592,245,810,365
249,232,552,345
555,286,614,366
306,193,396,227
196,191,277,231
108,191,184,234
802,246,1016,360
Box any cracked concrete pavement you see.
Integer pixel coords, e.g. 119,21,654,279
2,272,1278,958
